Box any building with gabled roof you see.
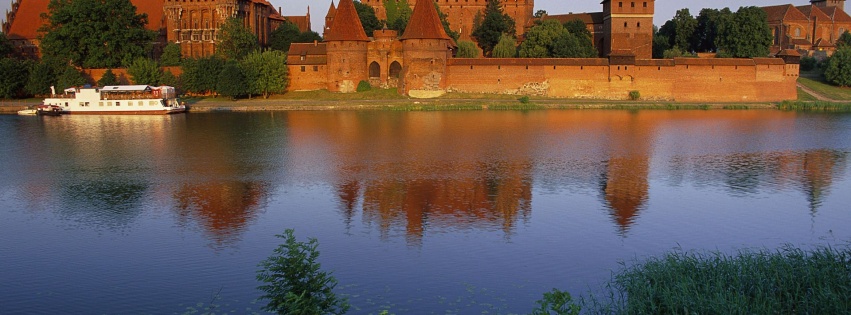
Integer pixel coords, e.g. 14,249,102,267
762,1,851,57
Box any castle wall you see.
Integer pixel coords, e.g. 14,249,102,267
444,58,798,102
400,39,452,93
326,41,369,92
288,65,328,91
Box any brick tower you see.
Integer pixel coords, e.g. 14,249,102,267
324,0,369,93
399,0,453,95
323,1,336,38
812,0,845,11
602,0,654,59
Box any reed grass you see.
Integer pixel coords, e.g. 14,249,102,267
777,100,851,111
584,245,851,314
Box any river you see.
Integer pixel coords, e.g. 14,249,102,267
1,110,850,314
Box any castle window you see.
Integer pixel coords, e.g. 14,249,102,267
619,2,623,7
795,28,801,38
314,66,319,71
631,2,635,7
301,66,305,72
624,22,628,28
637,22,641,28
643,2,647,7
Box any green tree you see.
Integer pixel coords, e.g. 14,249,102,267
216,60,248,99
159,69,180,90
836,31,851,48
269,22,301,52
354,1,382,37
653,25,670,59
182,56,224,95
518,20,596,58
97,69,119,86
716,6,772,58
471,0,516,56
0,58,29,98
692,8,732,52
492,34,517,58
534,10,548,18
563,19,591,42
128,57,161,85
825,47,851,86
296,31,323,43
240,50,288,99
159,42,182,66
26,61,59,96
384,0,412,33
257,229,349,315
217,17,260,60
57,66,86,91
0,32,12,57
456,41,480,58
39,0,155,68
667,8,697,52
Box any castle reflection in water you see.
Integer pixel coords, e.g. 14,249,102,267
14,111,848,246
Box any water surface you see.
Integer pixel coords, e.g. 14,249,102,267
1,110,850,314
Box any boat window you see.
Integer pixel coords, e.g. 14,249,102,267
108,102,113,106
64,102,68,107
99,102,104,106
116,102,120,106
150,101,157,106
138,101,143,106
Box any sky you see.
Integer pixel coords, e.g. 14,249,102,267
0,0,819,33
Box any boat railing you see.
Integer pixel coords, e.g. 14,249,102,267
101,92,162,101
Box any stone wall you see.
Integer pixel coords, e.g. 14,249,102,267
288,65,328,91
326,41,369,92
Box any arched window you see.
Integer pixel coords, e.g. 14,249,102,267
369,62,380,78
795,27,801,38
389,61,402,78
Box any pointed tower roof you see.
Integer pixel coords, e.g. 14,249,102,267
324,0,368,41
401,0,450,40
326,1,337,19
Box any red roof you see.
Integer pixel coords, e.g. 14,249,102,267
543,12,605,25
284,15,311,33
326,1,337,19
761,5,809,22
819,6,851,22
324,0,368,41
796,4,832,22
6,0,164,41
401,0,450,40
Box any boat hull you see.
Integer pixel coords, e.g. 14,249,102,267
61,108,186,115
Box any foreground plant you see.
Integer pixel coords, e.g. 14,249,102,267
531,288,581,315
257,229,349,315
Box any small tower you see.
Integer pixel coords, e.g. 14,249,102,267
323,1,336,38
400,0,453,96
811,0,845,11
602,0,655,59
324,0,369,93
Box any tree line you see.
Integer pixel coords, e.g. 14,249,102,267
653,6,773,58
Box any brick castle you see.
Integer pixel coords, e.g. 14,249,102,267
2,0,820,101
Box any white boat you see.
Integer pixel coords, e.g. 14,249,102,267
43,85,186,115
17,108,37,115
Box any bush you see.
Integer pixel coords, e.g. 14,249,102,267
257,229,349,315
97,69,119,86
629,90,641,100
518,95,530,104
357,80,372,92
531,289,580,315
456,41,480,58
825,47,851,87
800,56,817,71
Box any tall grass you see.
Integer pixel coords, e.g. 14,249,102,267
778,100,851,111
584,246,851,314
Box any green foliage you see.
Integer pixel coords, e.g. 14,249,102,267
269,22,301,52
660,9,697,52
534,10,548,18
26,61,59,96
692,8,732,52
492,34,517,58
519,20,595,58
97,69,119,86
57,66,87,91
128,58,161,86
256,229,349,315
181,56,225,95
354,1,382,37
518,95,530,104
629,90,640,101
357,80,372,92
159,70,180,90
562,19,591,43
716,6,772,58
217,17,260,60
0,32,12,57
800,56,817,71
240,50,289,99
471,0,516,56
662,46,695,59
296,31,323,43
530,289,580,315
159,43,182,67
837,31,851,48
456,41,480,58
216,61,249,99
0,58,29,98
608,246,851,314
652,26,670,59
825,47,851,87
385,0,412,33
39,0,155,68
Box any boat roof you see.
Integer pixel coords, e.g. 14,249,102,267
102,85,154,92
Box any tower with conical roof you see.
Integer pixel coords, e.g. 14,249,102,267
324,0,370,93
399,0,453,95
323,1,336,38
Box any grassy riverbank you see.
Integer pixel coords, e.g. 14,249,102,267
563,245,851,314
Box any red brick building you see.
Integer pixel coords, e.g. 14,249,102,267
2,0,311,58
762,0,851,57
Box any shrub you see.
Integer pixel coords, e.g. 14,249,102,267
531,289,580,315
357,80,372,92
257,229,349,315
629,90,641,100
456,41,480,58
518,95,530,104
825,47,851,87
800,56,817,71
97,69,119,86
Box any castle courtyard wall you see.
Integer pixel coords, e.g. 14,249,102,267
444,58,798,102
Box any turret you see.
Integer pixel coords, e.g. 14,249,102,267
324,1,336,39
324,0,369,93
399,0,453,96
602,0,655,59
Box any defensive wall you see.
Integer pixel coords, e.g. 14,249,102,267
443,57,799,102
